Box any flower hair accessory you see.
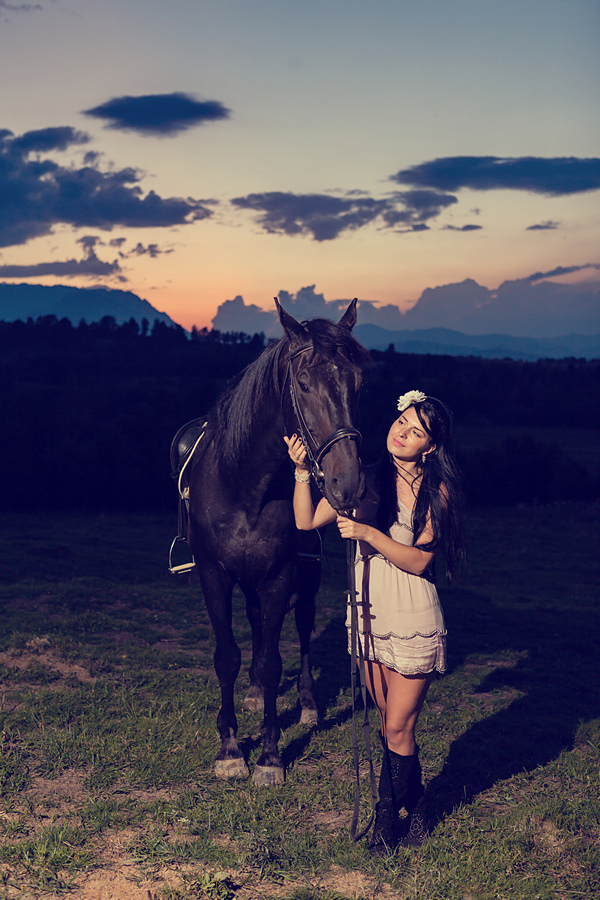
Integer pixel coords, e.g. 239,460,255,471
397,390,427,412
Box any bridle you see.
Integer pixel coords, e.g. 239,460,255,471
285,342,362,494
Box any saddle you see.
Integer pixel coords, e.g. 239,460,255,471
168,416,208,574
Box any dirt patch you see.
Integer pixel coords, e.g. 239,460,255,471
2,863,401,900
27,770,89,806
0,644,96,685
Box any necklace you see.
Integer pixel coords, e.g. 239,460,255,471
394,462,420,484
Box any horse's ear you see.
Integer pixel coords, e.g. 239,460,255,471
338,298,358,331
274,297,308,342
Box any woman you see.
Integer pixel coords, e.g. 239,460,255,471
285,390,464,855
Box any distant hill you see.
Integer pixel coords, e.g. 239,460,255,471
3,280,599,360
353,324,600,361
0,282,179,328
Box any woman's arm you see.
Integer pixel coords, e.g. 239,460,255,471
284,434,337,530
336,515,435,576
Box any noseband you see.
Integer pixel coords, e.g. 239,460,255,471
286,343,361,493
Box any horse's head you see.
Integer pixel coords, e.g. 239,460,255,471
276,297,369,512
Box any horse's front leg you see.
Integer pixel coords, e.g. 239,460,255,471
198,562,250,780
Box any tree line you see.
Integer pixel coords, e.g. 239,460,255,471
0,316,598,513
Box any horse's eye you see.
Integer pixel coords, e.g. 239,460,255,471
298,380,309,393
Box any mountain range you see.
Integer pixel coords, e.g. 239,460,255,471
1,277,599,360
0,282,178,329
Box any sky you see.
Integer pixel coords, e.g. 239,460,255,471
0,0,599,331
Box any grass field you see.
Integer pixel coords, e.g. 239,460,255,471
0,504,598,900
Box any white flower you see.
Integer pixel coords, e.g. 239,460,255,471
397,390,427,412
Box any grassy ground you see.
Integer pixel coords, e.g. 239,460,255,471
0,505,598,900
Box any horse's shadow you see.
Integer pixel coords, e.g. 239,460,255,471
425,588,600,824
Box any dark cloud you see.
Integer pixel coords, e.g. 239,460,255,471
11,126,89,154
0,235,124,279
382,190,457,228
443,224,483,232
83,93,230,137
526,220,560,231
231,188,457,241
121,242,174,259
524,263,600,282
231,191,389,241
0,2,41,13
0,127,214,248
392,156,600,196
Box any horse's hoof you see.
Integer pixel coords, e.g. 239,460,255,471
214,758,250,780
252,765,285,786
300,707,318,727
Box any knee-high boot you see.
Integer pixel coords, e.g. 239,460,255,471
399,749,429,848
370,745,430,856
369,741,400,856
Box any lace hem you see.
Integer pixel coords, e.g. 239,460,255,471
354,627,447,642
346,646,446,676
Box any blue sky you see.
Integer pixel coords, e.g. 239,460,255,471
0,0,598,329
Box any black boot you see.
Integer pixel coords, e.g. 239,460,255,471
369,744,400,857
399,751,429,848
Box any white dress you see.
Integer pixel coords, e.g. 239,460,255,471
345,485,447,676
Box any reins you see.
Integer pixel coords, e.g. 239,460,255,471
344,524,378,841
285,342,376,840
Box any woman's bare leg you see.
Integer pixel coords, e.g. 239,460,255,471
362,659,432,755
384,669,432,755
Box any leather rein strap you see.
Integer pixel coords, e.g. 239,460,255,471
346,531,378,841
286,342,376,840
286,342,362,493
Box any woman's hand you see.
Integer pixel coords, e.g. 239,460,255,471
336,514,370,541
284,434,309,471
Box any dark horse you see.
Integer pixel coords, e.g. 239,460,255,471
179,298,369,785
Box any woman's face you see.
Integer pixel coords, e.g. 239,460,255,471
387,405,435,464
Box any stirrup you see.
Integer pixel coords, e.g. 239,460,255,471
168,536,196,574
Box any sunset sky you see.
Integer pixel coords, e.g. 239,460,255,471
1,0,599,330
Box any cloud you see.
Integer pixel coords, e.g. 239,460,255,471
231,189,458,241
212,294,277,335
526,220,560,231
443,224,483,232
0,235,124,279
523,263,600,282
130,242,172,258
11,126,89,154
119,241,174,259
381,190,458,229
392,156,600,196
0,127,214,247
0,2,41,13
82,93,230,137
231,191,389,241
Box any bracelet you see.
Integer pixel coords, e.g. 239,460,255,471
294,470,311,483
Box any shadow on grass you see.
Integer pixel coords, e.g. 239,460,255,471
426,587,600,823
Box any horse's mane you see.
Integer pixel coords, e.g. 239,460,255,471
199,317,369,474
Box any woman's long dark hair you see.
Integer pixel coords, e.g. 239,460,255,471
376,396,465,582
